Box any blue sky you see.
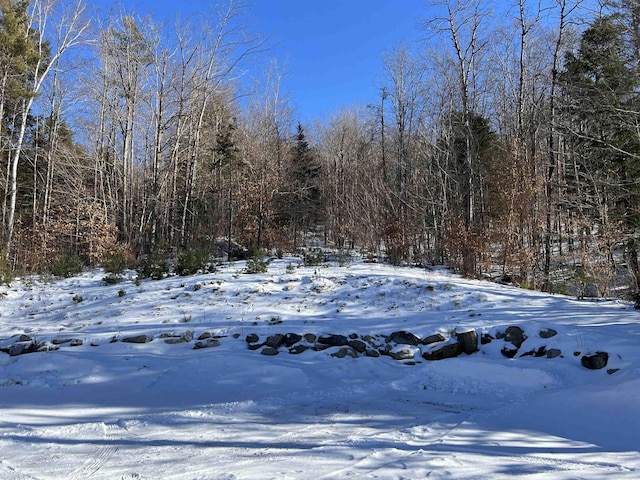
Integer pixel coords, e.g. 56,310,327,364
248,1,426,122
95,1,426,123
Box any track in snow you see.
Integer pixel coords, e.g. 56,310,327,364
67,421,123,480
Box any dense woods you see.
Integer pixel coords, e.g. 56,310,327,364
1,0,639,300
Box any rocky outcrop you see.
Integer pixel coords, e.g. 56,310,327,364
0,324,614,374
1,335,38,356
6,341,38,356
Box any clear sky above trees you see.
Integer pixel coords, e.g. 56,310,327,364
92,0,425,122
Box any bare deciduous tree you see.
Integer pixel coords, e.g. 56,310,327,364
3,0,89,255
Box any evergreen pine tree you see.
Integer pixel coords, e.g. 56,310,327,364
560,14,640,294
279,123,323,247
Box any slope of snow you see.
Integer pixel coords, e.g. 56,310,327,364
0,259,638,479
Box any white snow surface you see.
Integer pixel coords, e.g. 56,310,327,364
0,259,639,479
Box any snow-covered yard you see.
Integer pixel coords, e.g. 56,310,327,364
1,259,638,479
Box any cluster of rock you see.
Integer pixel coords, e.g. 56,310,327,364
481,325,613,371
0,330,229,357
244,326,614,372
115,330,228,349
243,329,482,363
0,334,86,356
0,325,615,373
0,335,43,356
481,326,561,359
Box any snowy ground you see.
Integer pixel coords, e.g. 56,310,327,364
0,259,639,479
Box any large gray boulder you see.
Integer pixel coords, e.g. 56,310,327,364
193,338,221,349
539,328,558,339
348,339,367,353
456,329,478,354
283,333,303,347
422,333,446,345
122,335,152,344
163,331,192,344
581,352,609,370
499,326,527,358
317,334,349,347
264,334,285,349
422,342,462,361
331,347,358,359
7,341,38,356
503,326,527,348
546,348,562,359
389,346,418,361
389,331,420,346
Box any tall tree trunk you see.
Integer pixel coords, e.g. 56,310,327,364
544,0,579,289
5,98,32,252
3,0,89,256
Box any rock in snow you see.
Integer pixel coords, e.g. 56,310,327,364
581,351,609,370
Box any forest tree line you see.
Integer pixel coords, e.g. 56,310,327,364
1,0,639,300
